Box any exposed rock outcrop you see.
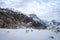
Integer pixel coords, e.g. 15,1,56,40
0,8,46,29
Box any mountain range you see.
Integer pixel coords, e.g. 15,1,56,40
0,8,47,29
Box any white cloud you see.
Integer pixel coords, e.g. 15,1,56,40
1,0,22,8
16,0,60,21
0,0,60,21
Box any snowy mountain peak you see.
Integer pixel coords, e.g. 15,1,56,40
29,13,47,28
29,13,40,22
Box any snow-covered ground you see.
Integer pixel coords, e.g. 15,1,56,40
0,29,60,40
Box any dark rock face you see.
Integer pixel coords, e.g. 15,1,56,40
0,8,46,29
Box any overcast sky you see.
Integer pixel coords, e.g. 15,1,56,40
0,0,60,21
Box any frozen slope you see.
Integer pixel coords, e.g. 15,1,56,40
0,29,60,40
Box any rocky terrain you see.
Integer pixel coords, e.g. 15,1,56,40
0,8,46,29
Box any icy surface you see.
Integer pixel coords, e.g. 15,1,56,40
0,29,60,40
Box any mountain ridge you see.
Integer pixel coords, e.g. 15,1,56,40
0,8,46,29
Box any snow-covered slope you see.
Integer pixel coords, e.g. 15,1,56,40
51,19,60,26
29,14,47,28
0,29,60,40
29,14,40,22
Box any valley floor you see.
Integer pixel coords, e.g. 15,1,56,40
0,28,60,40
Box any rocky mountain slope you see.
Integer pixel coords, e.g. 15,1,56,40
0,8,46,29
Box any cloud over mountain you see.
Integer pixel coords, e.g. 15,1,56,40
0,0,60,21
